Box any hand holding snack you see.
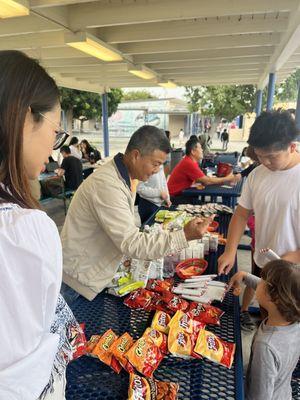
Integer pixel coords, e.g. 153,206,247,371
184,216,215,241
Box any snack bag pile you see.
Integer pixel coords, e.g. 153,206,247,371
92,329,122,373
187,302,224,326
128,373,179,400
110,332,135,373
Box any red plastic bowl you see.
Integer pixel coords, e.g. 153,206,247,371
176,258,208,280
207,221,219,232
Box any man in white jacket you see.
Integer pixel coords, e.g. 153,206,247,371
61,125,212,303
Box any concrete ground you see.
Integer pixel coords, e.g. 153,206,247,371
43,133,254,371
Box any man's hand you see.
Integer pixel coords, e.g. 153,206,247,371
218,251,236,275
184,216,214,241
55,168,65,177
228,271,247,295
166,199,172,208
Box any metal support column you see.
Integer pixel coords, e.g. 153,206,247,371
255,89,263,117
295,81,300,130
101,92,109,157
266,73,276,111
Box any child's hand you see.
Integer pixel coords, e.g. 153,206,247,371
228,271,247,296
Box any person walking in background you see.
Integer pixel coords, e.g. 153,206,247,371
69,136,82,159
179,128,185,147
56,146,83,191
0,50,80,400
221,128,229,150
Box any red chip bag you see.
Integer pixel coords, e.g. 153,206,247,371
128,373,179,400
146,278,174,293
161,291,189,312
110,332,135,373
194,329,235,369
69,323,87,360
143,327,168,354
124,288,155,311
92,329,122,373
151,311,172,334
125,336,164,377
150,296,174,314
187,302,224,326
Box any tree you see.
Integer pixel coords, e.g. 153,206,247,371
184,86,206,113
275,69,300,102
59,87,123,132
122,90,157,101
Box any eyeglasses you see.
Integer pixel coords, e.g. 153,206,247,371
38,112,70,150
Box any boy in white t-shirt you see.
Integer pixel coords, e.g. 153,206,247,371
218,111,300,330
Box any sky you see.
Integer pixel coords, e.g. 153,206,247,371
123,86,187,100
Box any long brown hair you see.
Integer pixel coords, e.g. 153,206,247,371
0,50,59,208
261,260,300,323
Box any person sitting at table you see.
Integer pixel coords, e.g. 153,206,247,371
0,50,80,400
61,125,214,304
137,164,171,224
69,136,82,159
167,138,236,205
55,145,83,190
80,139,101,162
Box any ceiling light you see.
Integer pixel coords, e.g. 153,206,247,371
65,32,123,62
128,65,156,80
0,0,29,18
158,80,177,88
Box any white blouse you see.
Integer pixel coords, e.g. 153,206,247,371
0,203,62,399
69,145,82,160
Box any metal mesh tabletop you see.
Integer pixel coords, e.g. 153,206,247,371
66,245,244,400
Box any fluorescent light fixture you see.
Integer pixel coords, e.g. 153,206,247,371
128,65,156,80
158,80,177,88
65,32,123,62
0,0,29,18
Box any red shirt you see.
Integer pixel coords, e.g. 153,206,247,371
168,156,205,196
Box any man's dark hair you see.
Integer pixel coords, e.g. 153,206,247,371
125,125,171,155
190,134,198,140
69,136,79,146
60,145,71,154
165,130,170,140
248,111,299,150
186,138,200,156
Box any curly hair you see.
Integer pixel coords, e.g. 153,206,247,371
261,260,300,323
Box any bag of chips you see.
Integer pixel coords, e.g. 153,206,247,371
69,323,87,360
151,311,172,334
187,302,224,326
167,311,204,359
143,328,168,354
161,291,189,312
125,336,165,377
150,295,173,314
86,334,101,355
194,329,235,369
92,329,122,373
128,373,179,400
124,288,155,311
146,278,174,293
110,332,135,373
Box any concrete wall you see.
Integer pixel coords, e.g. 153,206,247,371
169,115,187,138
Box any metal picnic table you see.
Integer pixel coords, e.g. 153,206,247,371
182,178,245,208
66,213,245,400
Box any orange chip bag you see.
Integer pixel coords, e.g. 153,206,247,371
194,329,236,369
128,373,179,400
110,332,135,373
143,327,168,354
125,336,164,377
92,329,122,373
187,302,224,326
151,311,171,334
86,335,101,354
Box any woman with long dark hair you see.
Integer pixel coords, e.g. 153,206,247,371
0,50,80,399
80,139,101,162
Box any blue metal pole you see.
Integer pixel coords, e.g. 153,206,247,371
101,92,109,157
255,89,263,117
266,72,276,111
295,81,300,130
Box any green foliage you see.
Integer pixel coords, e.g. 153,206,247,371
59,87,123,121
122,90,157,101
184,85,256,120
275,69,300,102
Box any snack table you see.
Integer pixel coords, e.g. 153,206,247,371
66,244,244,399
182,179,245,208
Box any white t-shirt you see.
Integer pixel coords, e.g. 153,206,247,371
69,145,82,160
0,203,62,400
137,166,169,206
239,163,300,267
